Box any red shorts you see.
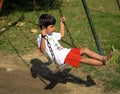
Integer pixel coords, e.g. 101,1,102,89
64,48,82,68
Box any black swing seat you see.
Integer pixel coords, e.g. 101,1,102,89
52,63,69,74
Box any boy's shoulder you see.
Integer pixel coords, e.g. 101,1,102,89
38,34,41,38
37,32,61,38
48,32,60,36
53,32,60,34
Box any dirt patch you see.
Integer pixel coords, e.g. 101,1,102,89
0,49,119,94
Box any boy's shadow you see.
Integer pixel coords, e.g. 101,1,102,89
30,58,96,89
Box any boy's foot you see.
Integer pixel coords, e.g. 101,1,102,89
106,50,113,61
103,50,113,65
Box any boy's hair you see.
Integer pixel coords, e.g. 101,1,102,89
39,14,56,30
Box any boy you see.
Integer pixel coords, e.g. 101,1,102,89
38,14,112,68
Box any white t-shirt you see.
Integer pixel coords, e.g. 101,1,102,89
37,32,71,65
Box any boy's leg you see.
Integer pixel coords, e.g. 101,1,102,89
80,47,112,63
81,57,104,66
80,47,105,62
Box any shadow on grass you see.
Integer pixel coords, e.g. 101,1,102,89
30,58,96,89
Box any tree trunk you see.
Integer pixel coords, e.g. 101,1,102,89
0,0,4,11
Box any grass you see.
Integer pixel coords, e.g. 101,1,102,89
0,0,120,92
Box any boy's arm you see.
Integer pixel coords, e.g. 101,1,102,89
39,35,46,53
39,28,47,53
60,17,65,38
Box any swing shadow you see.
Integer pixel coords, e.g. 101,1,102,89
30,58,96,89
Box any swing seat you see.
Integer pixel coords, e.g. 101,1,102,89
52,63,69,74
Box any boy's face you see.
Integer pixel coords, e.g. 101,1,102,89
46,25,55,34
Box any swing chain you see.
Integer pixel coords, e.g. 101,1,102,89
63,22,76,48
45,35,59,68
59,8,76,48
45,35,69,74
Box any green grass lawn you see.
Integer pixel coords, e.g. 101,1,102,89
0,0,120,92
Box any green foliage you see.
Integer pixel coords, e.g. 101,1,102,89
107,46,120,66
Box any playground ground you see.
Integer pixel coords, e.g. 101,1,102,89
0,49,120,94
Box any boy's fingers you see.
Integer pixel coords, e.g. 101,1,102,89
41,28,47,35
61,16,66,22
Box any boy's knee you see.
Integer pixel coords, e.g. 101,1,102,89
83,47,89,51
81,47,89,54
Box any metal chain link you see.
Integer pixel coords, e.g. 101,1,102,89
63,21,76,48
45,36,59,67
